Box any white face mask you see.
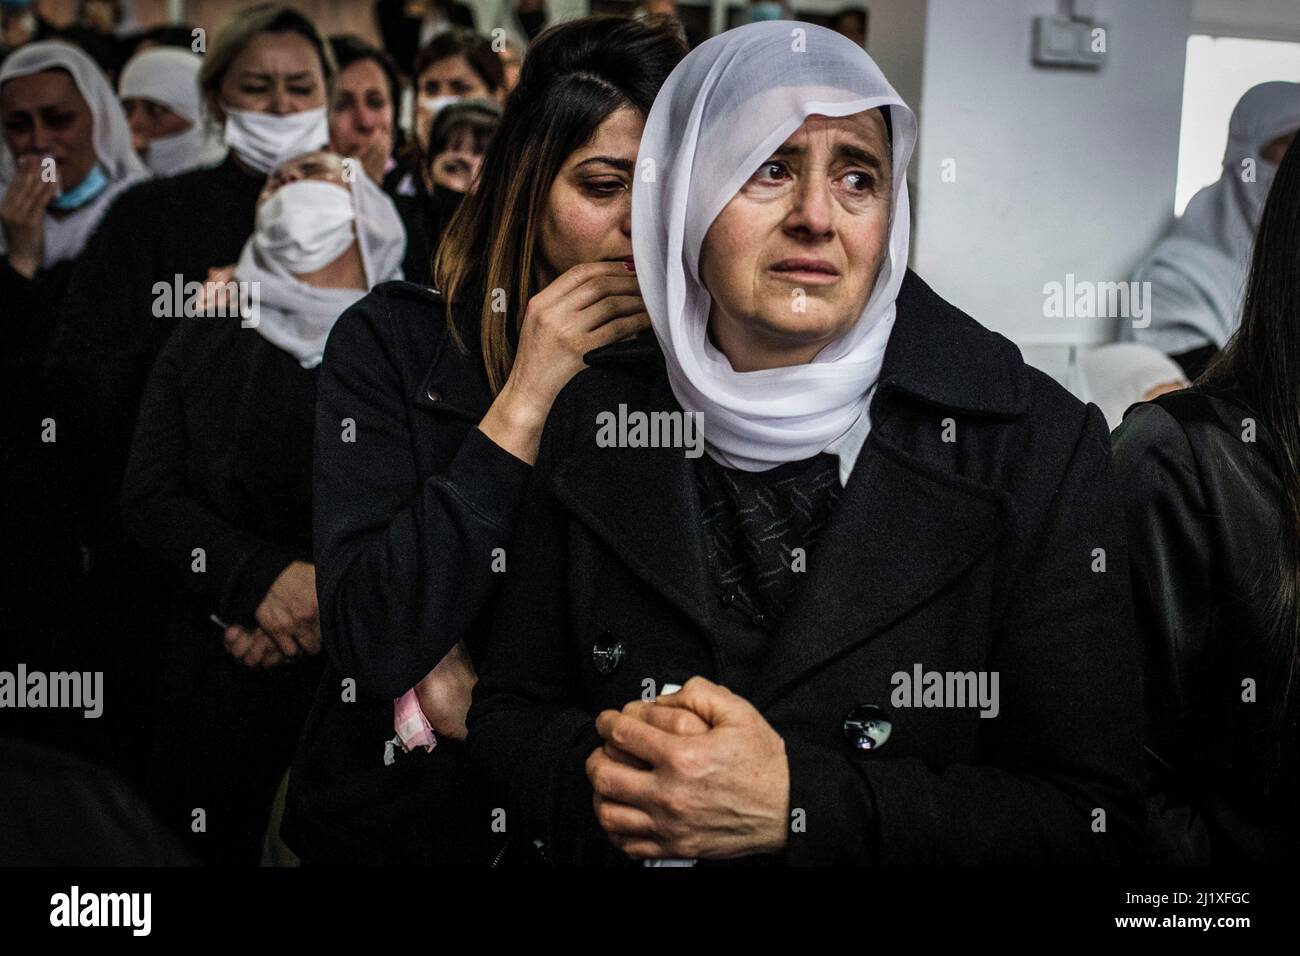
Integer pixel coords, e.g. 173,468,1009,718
143,127,203,176
223,105,329,174
254,179,355,274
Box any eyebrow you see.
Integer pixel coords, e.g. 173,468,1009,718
771,142,886,170
237,71,317,82
574,155,634,173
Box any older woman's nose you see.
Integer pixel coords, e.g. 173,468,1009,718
786,175,836,237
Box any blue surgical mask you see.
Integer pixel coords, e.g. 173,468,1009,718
49,163,110,211
747,3,784,22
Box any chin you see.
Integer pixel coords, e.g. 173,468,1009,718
752,301,850,344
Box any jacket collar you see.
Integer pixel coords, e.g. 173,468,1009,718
552,270,1024,698
871,270,1027,420
402,282,497,423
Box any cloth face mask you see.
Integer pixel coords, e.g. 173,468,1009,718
253,179,356,274
222,105,329,174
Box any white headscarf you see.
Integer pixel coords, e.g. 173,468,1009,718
1128,81,1300,354
631,20,917,472
118,47,225,176
1075,343,1188,432
234,158,406,368
0,40,149,267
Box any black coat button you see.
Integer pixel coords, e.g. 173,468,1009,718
592,633,625,676
842,704,892,751
426,386,443,403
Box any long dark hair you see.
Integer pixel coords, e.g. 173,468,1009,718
1201,138,1300,722
433,15,687,394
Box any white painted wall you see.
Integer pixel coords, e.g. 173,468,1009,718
909,0,1191,348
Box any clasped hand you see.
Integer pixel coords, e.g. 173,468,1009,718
586,676,791,861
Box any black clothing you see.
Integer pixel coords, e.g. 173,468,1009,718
375,0,477,77
0,739,192,866
45,153,264,788
120,316,324,865
468,269,1145,866
1,256,88,758
1170,343,1218,381
393,194,432,286
49,153,264,529
283,281,530,865
694,452,843,693
1112,385,1298,864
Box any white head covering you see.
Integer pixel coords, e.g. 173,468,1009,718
632,20,917,472
1076,343,1188,432
1129,81,1300,354
118,47,225,176
234,156,406,368
0,40,149,267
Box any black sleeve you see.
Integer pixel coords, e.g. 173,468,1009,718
1111,401,1215,864
781,403,1145,865
466,385,628,867
45,187,169,526
1,257,74,440
1,256,70,355
119,326,296,628
313,293,531,698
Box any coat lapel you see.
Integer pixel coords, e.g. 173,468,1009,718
749,271,1026,707
550,352,718,644
747,429,1009,709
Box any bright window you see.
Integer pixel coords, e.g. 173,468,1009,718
1175,34,1300,215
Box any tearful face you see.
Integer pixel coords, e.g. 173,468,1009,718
698,110,893,371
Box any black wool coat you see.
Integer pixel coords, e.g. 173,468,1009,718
119,316,324,864
467,270,1146,866
283,281,530,865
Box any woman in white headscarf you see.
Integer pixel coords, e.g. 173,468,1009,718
1124,81,1300,379
0,40,146,282
468,21,1144,866
119,149,403,865
118,46,224,177
0,41,148,669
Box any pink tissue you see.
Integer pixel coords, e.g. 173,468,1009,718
394,688,436,753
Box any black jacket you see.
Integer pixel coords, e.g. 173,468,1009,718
1112,385,1298,864
48,154,265,535
283,281,530,865
120,315,324,863
467,270,1146,866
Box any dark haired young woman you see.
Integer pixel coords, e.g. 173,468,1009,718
282,15,688,865
385,28,505,201
1113,133,1300,865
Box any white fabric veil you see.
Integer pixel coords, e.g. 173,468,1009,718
1129,81,1300,354
0,40,149,266
631,20,917,472
118,47,225,176
235,158,406,368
